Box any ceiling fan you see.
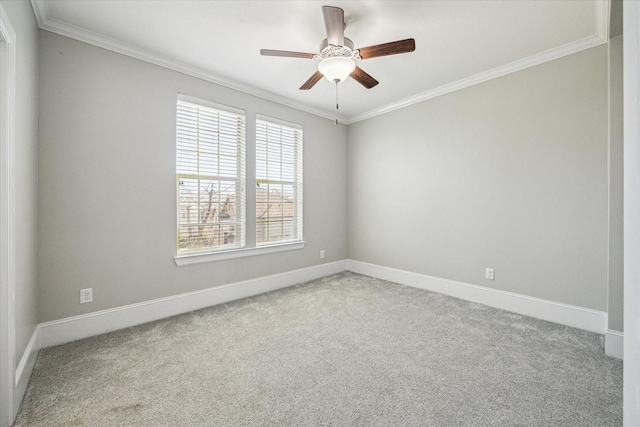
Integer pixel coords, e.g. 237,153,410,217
260,5,415,90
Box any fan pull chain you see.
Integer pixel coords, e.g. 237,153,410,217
335,80,339,125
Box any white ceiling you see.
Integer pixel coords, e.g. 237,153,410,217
31,1,609,124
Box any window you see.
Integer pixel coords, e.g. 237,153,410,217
256,116,303,245
176,95,245,255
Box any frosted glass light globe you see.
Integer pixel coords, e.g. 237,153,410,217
318,57,356,83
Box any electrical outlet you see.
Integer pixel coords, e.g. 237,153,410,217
80,288,93,304
485,268,494,280
320,250,325,259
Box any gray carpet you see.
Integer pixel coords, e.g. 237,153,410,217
15,272,622,426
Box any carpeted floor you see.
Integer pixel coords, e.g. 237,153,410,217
15,272,622,426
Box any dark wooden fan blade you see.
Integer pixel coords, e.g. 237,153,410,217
350,66,379,89
300,71,324,90
357,38,416,59
260,49,315,59
322,6,344,46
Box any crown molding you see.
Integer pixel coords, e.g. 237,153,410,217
344,33,606,124
29,1,343,124
596,0,611,41
31,0,610,126
29,0,48,28
345,0,610,123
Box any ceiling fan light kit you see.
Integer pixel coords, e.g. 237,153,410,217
316,37,357,83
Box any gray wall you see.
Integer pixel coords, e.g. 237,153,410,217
35,24,615,321
608,35,623,332
0,0,39,379
623,2,640,421
38,31,347,322
347,45,609,311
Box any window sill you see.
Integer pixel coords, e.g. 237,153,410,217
174,241,305,266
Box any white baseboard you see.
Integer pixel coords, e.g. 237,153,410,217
33,258,611,355
39,260,347,349
605,329,624,359
346,259,607,334
13,325,39,415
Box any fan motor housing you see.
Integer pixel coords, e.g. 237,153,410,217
318,38,359,59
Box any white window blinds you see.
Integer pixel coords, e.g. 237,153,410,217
256,116,303,245
176,95,246,254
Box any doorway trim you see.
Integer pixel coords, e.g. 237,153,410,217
0,4,16,427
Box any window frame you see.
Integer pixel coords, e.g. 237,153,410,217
255,115,304,246
174,99,305,266
175,94,246,257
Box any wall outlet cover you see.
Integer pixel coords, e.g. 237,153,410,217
485,268,494,280
80,288,93,304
